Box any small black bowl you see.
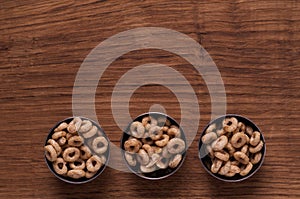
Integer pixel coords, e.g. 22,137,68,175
121,112,187,180
198,114,266,182
44,116,110,184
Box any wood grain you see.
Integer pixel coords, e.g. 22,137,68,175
0,0,299,198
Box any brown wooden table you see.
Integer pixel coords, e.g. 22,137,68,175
1,0,299,198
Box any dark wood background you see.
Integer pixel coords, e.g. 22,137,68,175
0,0,299,198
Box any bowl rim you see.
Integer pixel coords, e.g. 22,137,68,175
44,116,110,184
198,114,266,182
120,112,187,180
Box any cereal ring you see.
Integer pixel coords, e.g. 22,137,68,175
225,165,240,177
80,145,92,160
216,129,226,136
141,133,154,145
130,121,145,138
211,158,223,173
246,125,253,136
47,139,62,156
69,158,85,170
167,138,185,154
250,152,262,164
57,137,66,146
201,132,217,144
161,126,169,133
156,157,169,169
169,154,182,168
67,117,82,134
214,150,229,161
233,151,249,165
140,165,156,173
68,135,84,147
99,155,107,164
137,149,150,165
145,123,151,131
78,120,92,133
44,145,57,162
151,146,162,154
230,165,241,173
155,134,170,147
52,131,66,140
206,123,216,134
234,122,246,134
86,155,102,172
225,142,235,155
149,126,163,140
230,132,248,148
142,144,154,156
54,122,68,132
67,169,85,179
63,147,80,162
223,117,238,133
231,160,240,166
85,171,97,179
157,117,171,127
167,127,181,138
66,132,75,140
240,162,253,176
211,135,228,151
241,145,249,154
249,140,264,153
142,116,157,126
125,151,136,167
53,157,67,175
124,138,142,153
92,136,108,154
81,125,98,139
146,153,160,168
162,146,172,158
250,131,261,146
218,161,231,175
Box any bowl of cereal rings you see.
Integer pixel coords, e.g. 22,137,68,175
121,112,187,180
44,116,110,184
198,114,266,182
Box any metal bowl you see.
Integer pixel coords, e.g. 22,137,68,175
198,114,266,182
121,112,187,180
44,116,110,184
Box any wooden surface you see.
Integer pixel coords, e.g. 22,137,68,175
0,0,299,198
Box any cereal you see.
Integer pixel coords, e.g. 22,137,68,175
44,145,57,162
68,135,84,147
63,147,80,162
86,155,102,172
230,132,248,148
92,136,108,154
202,116,264,178
250,131,261,146
124,138,142,153
214,150,230,161
53,158,68,175
201,132,217,144
136,149,150,165
123,115,186,176
155,134,170,147
47,139,62,156
130,121,145,138
249,140,264,153
45,117,109,180
211,135,228,151
167,138,185,154
168,154,182,168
